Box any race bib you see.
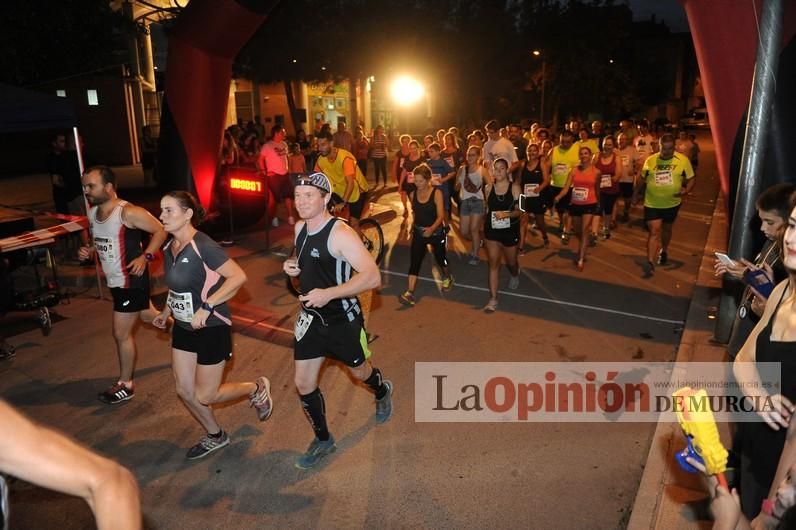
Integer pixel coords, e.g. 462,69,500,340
490,211,510,229
294,310,314,341
167,290,194,323
524,183,540,197
572,187,589,202
406,171,415,184
654,170,673,186
600,175,613,189
554,163,568,176
94,236,116,263
431,173,442,186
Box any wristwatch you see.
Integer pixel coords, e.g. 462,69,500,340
201,302,215,314
144,252,155,262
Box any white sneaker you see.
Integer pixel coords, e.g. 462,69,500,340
271,217,280,227
508,274,520,290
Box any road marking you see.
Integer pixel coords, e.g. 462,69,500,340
233,314,293,334
380,269,685,325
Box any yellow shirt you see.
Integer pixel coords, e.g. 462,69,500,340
641,152,694,209
314,148,368,202
550,144,580,187
577,139,599,157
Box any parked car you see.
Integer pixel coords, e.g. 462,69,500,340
681,107,710,129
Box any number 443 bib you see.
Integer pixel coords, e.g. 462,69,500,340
167,290,194,323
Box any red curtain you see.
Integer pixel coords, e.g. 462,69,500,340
682,0,796,198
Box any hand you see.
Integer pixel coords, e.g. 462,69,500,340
298,288,333,309
750,512,780,530
759,393,794,430
190,308,211,330
333,202,345,213
422,228,434,237
711,486,742,530
284,258,301,277
78,246,94,261
750,294,766,316
152,311,170,329
126,255,147,277
714,256,746,279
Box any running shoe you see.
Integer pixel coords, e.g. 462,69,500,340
186,431,230,460
375,380,393,423
601,228,611,240
576,259,585,272
399,291,416,306
508,274,520,290
543,238,550,248
589,233,598,247
657,251,668,265
467,254,480,266
643,261,656,277
271,217,280,227
250,376,274,422
98,382,134,404
295,435,337,469
560,232,570,245
441,275,454,292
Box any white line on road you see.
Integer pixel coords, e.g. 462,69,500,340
380,269,685,325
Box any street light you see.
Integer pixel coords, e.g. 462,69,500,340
390,75,424,106
532,50,545,124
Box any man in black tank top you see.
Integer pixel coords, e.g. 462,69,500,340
285,172,393,469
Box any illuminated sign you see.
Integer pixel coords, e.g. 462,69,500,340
229,178,263,193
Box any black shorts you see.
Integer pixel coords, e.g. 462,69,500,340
568,203,599,217
172,324,232,365
600,193,619,215
644,205,681,224
619,183,634,198
550,186,570,212
485,227,520,247
294,312,371,367
267,173,293,201
110,287,150,313
349,191,369,220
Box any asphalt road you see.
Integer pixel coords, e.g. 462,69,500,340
0,132,719,529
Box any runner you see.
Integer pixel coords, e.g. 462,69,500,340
554,146,600,271
399,163,453,306
285,172,393,469
457,145,488,265
633,133,696,275
483,158,522,313
152,191,273,460
591,136,623,240
615,132,639,223
548,130,580,242
398,140,425,216
518,143,551,253
79,166,167,404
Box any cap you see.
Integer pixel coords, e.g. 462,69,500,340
295,172,331,194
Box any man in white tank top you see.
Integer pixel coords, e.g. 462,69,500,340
79,166,167,404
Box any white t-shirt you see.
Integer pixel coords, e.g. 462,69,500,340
259,140,288,175
617,146,639,183
483,137,518,167
634,134,656,162
459,167,485,201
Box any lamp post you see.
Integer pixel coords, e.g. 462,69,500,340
532,50,545,124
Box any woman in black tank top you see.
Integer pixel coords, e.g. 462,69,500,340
399,163,454,307
482,158,522,313
734,215,796,519
518,143,551,254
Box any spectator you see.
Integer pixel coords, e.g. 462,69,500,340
288,142,307,176
47,133,83,216
370,125,389,186
332,121,354,152
258,125,295,226
353,129,370,180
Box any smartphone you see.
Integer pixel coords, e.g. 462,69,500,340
744,269,775,298
714,252,737,268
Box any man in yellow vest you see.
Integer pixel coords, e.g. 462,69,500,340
314,130,370,228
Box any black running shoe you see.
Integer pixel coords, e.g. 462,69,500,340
186,431,230,460
657,251,668,265
98,382,134,404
